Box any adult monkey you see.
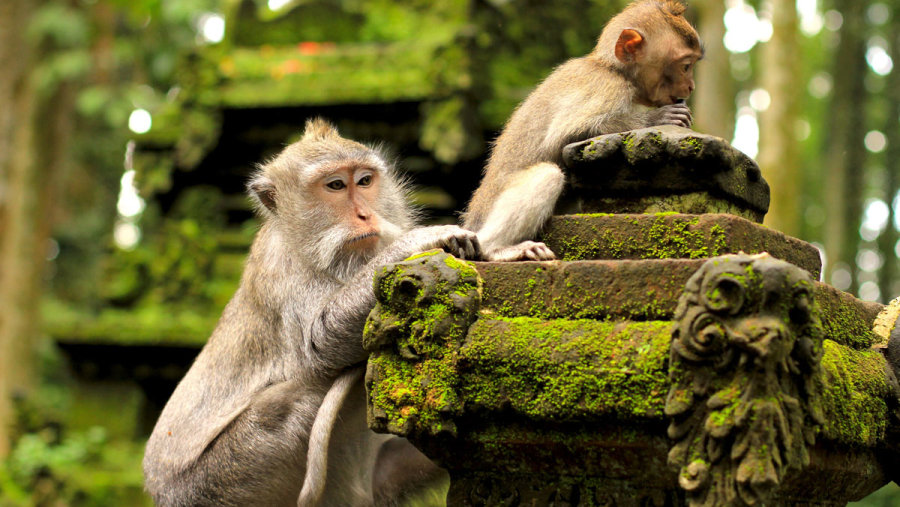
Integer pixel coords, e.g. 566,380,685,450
463,0,703,261
144,119,477,506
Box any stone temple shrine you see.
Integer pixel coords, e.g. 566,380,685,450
363,126,900,506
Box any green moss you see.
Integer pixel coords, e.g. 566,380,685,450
816,287,880,349
678,136,703,155
407,249,442,261
368,352,460,436
366,252,481,437
818,339,891,445
442,254,478,279
543,214,731,262
459,317,673,420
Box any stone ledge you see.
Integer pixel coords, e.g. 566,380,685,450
540,213,822,278
474,259,880,350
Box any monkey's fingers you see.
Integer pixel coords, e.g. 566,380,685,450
526,245,557,261
445,237,466,259
466,237,481,260
514,241,556,261
667,113,691,128
459,234,481,260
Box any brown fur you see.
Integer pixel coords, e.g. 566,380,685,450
462,0,701,261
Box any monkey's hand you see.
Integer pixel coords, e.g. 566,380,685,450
484,241,556,262
646,103,692,128
400,225,481,260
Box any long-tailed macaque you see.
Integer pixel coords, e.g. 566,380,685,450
143,119,478,506
464,0,703,261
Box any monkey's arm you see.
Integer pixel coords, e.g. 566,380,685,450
474,162,565,262
304,225,479,372
590,102,692,135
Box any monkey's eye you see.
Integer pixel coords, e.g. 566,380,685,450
326,179,346,190
357,174,373,186
683,63,691,72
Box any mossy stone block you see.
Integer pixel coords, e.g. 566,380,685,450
562,126,769,222
473,259,876,350
540,213,821,278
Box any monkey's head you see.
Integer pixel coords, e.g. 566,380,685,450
248,118,416,275
595,0,703,107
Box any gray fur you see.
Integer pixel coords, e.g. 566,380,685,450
143,119,474,506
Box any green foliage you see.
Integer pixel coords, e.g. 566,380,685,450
102,216,221,307
475,0,628,125
1,340,149,506
0,426,148,507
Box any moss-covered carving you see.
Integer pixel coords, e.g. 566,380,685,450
364,249,481,438
562,126,769,223
666,254,824,506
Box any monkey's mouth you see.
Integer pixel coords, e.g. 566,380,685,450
348,232,379,244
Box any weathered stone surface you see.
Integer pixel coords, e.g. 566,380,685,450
363,251,898,505
540,212,822,278
460,318,673,421
476,258,703,321
365,250,481,438
562,126,769,222
666,254,824,507
816,282,882,349
872,296,900,347
475,259,880,350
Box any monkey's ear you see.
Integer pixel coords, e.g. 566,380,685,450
614,29,645,63
302,117,339,141
248,175,277,214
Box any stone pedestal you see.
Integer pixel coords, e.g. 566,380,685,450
364,127,900,506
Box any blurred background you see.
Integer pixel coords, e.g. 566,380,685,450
0,0,898,504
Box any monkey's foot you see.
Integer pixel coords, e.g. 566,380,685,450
484,241,556,262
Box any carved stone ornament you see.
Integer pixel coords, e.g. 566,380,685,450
364,249,482,439
665,253,825,506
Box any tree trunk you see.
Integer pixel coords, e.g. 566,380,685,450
691,0,734,140
0,0,75,457
758,0,802,237
878,16,900,301
823,0,868,295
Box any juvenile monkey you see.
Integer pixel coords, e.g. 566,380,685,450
143,119,476,506
464,0,703,261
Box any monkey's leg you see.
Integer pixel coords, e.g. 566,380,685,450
372,437,449,506
477,162,564,261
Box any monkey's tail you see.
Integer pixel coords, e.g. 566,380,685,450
297,367,365,507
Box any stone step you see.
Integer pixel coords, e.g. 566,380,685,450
474,258,881,350
539,213,822,278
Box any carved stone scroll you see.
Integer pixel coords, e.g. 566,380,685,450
666,253,825,506
363,249,482,439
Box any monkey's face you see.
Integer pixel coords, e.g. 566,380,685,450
637,42,700,107
311,164,382,255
